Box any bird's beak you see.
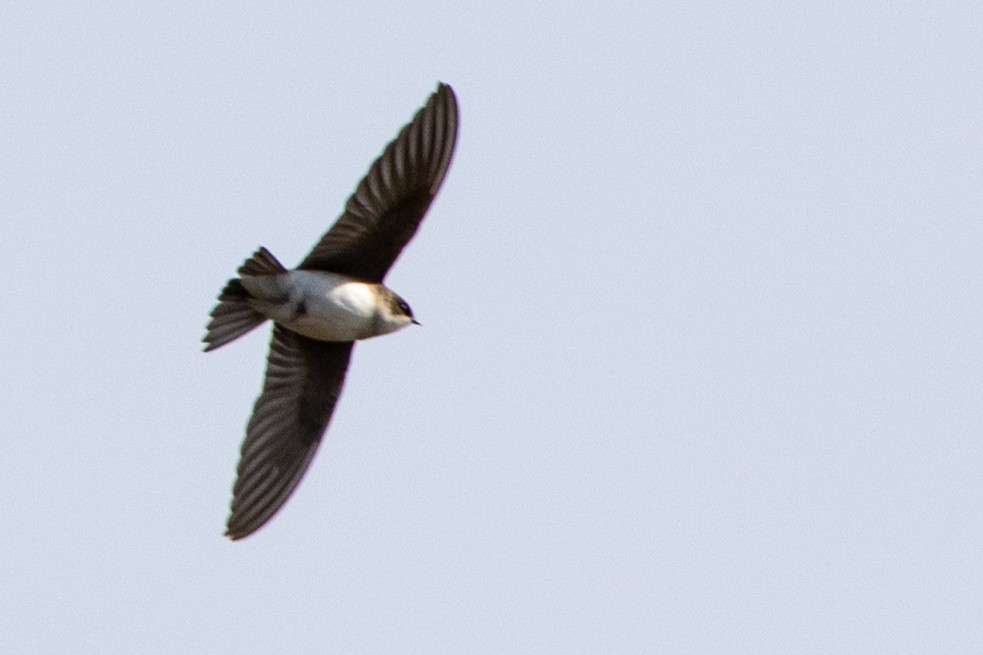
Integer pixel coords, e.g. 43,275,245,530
412,319,422,326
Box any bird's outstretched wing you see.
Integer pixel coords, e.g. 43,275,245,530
225,325,354,540
298,83,459,282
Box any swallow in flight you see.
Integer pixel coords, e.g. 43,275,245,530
204,83,459,540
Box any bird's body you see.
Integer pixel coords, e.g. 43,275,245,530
204,83,459,540
240,269,415,342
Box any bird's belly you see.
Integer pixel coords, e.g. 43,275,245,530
280,273,382,341
242,270,387,342
280,301,377,341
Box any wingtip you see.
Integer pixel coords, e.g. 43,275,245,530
224,517,255,541
435,82,457,106
426,82,459,195
431,82,457,113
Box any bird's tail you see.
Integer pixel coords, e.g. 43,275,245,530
202,247,286,352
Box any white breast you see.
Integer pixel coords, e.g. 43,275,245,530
280,270,382,341
240,269,412,342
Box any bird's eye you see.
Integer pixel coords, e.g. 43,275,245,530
398,300,413,316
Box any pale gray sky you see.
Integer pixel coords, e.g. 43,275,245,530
3,2,982,653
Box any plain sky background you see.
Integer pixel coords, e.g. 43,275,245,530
3,2,982,653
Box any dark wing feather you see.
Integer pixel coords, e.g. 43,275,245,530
225,325,354,540
297,83,459,281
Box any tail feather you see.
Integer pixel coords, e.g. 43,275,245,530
203,248,287,352
238,247,285,276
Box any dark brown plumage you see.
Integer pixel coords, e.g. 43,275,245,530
206,84,459,540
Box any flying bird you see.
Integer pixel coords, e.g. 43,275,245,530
204,84,459,540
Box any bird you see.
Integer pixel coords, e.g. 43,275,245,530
203,83,459,540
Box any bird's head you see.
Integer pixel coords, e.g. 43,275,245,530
376,288,421,334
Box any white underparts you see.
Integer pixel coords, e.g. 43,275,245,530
240,270,412,341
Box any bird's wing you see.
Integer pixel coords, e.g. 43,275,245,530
297,83,459,282
225,325,354,540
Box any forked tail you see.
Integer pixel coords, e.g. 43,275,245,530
202,247,286,352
